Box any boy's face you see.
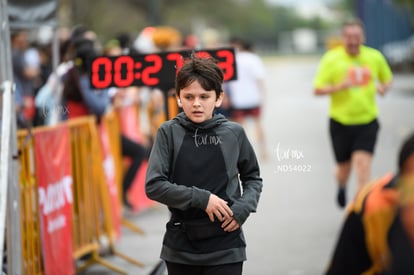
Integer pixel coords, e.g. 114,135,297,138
177,80,223,124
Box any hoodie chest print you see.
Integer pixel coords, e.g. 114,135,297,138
193,128,222,148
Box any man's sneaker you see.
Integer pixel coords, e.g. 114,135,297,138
337,187,346,208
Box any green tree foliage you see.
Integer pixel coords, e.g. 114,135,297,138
394,0,414,20
334,0,413,23
66,0,337,49
394,0,414,11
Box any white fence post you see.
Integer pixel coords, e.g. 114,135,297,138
0,0,23,274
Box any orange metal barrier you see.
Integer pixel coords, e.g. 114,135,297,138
67,116,127,274
17,130,43,275
67,117,101,258
16,114,145,274
69,115,144,273
102,110,124,203
99,110,146,261
168,94,180,119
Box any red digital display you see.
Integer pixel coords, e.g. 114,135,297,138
89,48,237,89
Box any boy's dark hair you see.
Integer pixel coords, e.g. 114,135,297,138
399,133,414,172
175,56,224,98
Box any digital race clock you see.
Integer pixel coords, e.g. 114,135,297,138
89,48,237,89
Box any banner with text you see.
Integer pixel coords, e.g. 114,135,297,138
34,124,75,275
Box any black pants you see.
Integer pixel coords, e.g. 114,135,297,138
166,261,243,275
121,134,147,195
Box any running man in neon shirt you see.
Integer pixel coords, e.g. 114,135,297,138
313,18,393,208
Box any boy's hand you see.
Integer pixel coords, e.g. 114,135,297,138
221,217,240,232
205,194,233,222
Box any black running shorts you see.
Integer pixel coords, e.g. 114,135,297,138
329,118,380,163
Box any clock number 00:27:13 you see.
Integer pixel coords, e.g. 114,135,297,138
90,50,235,89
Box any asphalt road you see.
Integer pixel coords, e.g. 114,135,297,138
81,55,414,275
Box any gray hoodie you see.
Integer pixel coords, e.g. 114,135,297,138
145,112,262,265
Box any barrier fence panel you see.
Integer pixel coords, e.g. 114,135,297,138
17,131,43,275
16,113,151,274
67,117,101,258
102,110,123,204
98,114,122,241
168,95,180,120
33,124,75,274
100,110,146,267
17,118,128,275
67,116,128,274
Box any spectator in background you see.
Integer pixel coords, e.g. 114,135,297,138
225,37,268,160
62,38,149,209
115,32,133,54
313,18,393,208
34,26,81,125
32,43,53,126
11,30,41,128
103,38,124,57
36,25,104,126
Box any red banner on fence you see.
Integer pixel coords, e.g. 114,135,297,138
33,124,75,275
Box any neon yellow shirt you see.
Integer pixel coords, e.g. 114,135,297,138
314,45,392,125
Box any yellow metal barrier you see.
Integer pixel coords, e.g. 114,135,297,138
101,110,146,267
105,109,146,235
68,116,131,274
17,130,43,275
168,94,179,120
101,110,123,203
16,115,147,274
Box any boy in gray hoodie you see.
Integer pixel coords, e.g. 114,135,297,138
145,56,262,275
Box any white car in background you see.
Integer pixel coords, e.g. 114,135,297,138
382,35,414,71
